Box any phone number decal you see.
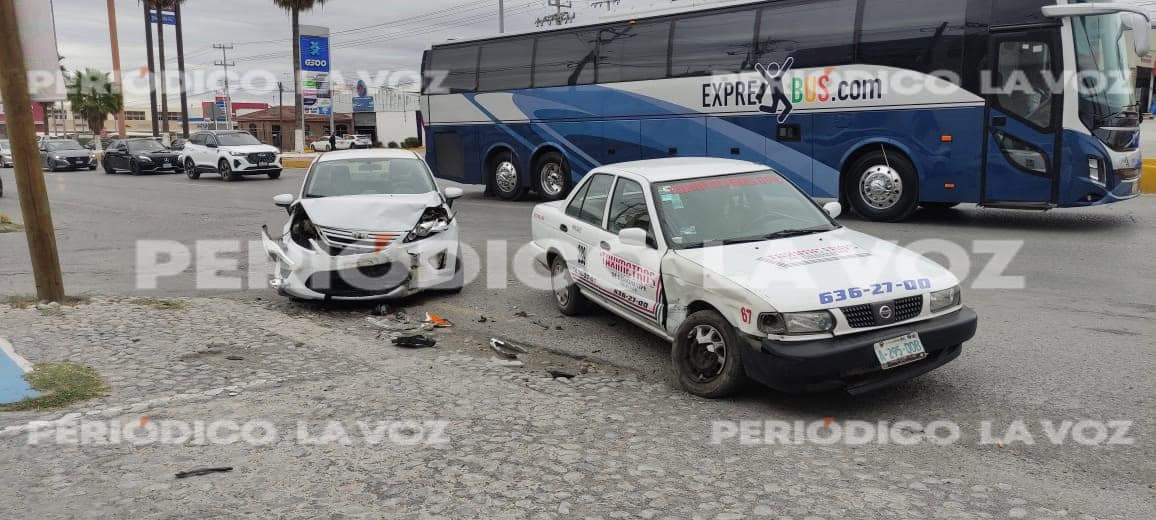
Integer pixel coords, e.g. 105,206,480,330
819,278,931,305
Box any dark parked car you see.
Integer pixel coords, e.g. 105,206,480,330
102,139,183,175
40,139,96,172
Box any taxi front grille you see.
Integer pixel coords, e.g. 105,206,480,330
841,296,924,329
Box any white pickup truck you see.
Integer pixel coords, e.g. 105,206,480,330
528,158,977,397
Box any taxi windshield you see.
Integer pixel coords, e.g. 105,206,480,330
652,170,837,249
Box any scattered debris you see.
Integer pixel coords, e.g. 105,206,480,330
371,303,395,316
489,358,525,368
555,326,563,331
392,335,437,349
530,320,550,330
477,315,490,323
225,355,244,361
489,338,529,359
424,312,452,327
366,317,419,333
175,467,234,479
513,310,530,318
547,369,577,379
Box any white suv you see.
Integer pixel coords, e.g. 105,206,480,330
181,130,282,181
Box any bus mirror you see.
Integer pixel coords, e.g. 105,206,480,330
1124,13,1152,56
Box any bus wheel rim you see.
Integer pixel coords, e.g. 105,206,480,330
495,161,518,194
540,163,564,196
860,165,903,210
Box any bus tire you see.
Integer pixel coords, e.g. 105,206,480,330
846,149,918,222
534,151,571,201
489,151,525,201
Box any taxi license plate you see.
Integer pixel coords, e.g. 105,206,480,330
873,332,927,370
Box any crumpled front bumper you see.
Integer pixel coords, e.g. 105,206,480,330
260,225,459,301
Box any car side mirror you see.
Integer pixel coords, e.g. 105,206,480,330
273,193,295,212
619,227,649,248
443,187,463,201
823,201,843,219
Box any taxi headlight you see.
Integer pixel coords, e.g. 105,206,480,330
930,286,961,313
758,311,835,335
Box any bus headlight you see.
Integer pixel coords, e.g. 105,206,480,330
1088,157,1104,184
930,286,961,313
758,311,835,335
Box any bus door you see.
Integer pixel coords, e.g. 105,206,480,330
982,29,1062,205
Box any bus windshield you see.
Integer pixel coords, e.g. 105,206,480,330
1073,12,1137,129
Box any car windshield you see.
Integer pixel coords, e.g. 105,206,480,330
303,158,437,198
652,170,837,249
129,140,167,153
216,133,261,146
47,140,84,151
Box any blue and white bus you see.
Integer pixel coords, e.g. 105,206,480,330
420,0,1148,221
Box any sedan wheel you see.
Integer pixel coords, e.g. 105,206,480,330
672,310,747,398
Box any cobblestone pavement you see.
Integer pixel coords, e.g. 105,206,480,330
0,298,1150,519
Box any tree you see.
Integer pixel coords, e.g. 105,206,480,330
65,69,124,153
273,0,329,152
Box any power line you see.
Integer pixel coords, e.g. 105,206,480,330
213,44,235,129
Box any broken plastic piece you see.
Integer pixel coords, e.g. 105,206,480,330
366,317,419,333
175,467,234,479
392,335,437,349
424,312,452,327
547,369,577,379
489,338,529,360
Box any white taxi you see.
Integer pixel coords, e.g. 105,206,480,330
528,158,977,398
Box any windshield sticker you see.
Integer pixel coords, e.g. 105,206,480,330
758,243,872,269
681,226,697,236
819,278,932,305
663,175,784,195
660,193,685,209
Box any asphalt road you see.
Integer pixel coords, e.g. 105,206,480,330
0,165,1153,516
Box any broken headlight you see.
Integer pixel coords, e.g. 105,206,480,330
403,206,451,243
289,211,320,248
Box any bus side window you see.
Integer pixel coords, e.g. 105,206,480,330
756,0,856,68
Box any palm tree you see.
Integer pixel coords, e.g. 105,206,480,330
65,69,124,153
273,0,329,152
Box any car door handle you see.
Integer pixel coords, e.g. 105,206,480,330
600,241,610,251
559,224,568,232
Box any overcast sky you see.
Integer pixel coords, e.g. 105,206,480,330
50,0,736,109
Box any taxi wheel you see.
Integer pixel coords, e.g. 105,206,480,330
672,310,748,398
846,150,918,222
489,151,525,201
550,255,589,315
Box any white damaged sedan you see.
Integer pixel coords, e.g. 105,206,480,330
529,158,978,398
261,149,464,301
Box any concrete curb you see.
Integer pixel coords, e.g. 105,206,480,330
1142,159,1156,194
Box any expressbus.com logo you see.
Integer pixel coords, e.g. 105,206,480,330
25,417,451,447
710,419,1136,446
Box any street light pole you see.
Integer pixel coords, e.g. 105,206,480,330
213,44,234,130
106,0,126,138
143,1,159,137
499,0,505,33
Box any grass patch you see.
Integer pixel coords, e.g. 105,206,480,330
0,362,109,412
127,297,188,311
0,213,22,233
1,294,90,309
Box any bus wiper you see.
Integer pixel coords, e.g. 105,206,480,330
764,227,830,240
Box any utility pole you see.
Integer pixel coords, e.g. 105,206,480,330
174,2,190,138
106,0,126,138
213,44,234,130
144,1,159,137
155,6,170,137
0,0,66,302
499,0,505,33
278,81,285,151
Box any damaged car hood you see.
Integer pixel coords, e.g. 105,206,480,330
297,192,444,232
671,227,958,313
